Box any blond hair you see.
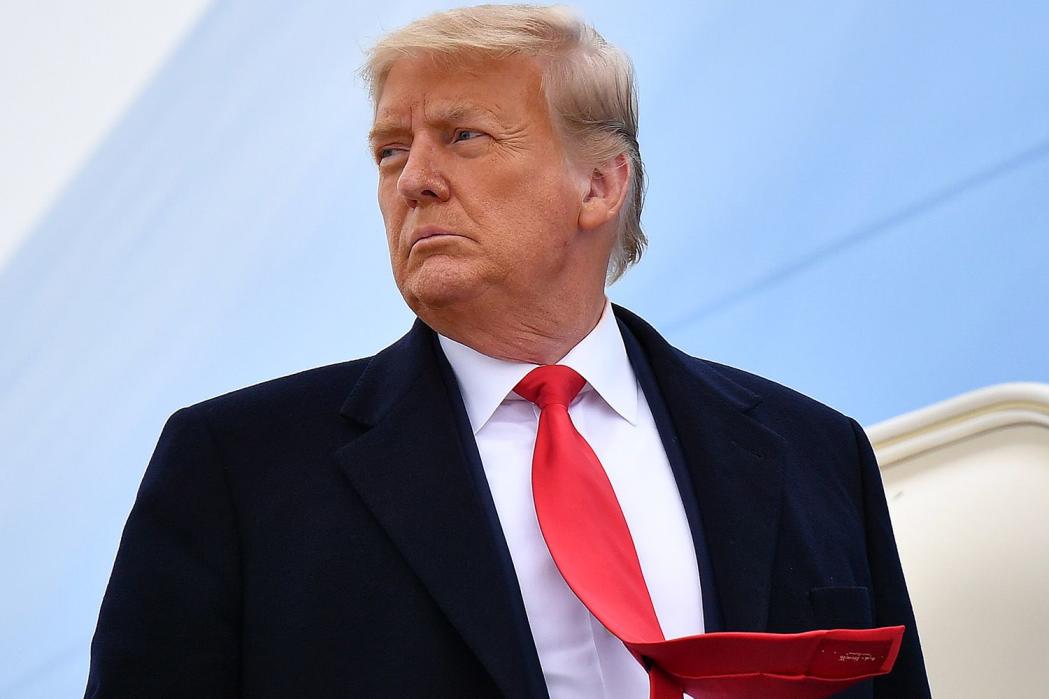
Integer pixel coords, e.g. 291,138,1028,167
362,4,646,283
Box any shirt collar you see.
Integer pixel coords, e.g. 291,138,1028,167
438,300,639,434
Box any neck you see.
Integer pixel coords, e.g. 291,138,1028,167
420,290,607,365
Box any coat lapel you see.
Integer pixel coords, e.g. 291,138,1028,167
333,321,540,699
615,305,785,633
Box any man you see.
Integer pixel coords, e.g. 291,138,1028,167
86,5,930,698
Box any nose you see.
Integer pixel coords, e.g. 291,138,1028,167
396,141,450,206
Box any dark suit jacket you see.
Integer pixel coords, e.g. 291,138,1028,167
86,306,930,698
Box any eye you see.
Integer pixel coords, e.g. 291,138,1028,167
376,146,407,164
453,129,484,143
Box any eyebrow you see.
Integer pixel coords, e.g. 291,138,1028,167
367,122,409,148
368,102,506,147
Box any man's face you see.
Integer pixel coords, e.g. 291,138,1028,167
370,53,586,313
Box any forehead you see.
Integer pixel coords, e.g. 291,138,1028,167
371,52,548,132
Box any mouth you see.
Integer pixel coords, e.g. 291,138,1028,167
409,226,464,250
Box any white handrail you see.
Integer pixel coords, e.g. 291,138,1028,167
867,382,1049,466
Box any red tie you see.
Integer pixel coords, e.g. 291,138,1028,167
515,365,905,699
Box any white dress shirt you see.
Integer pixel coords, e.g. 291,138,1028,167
438,301,704,699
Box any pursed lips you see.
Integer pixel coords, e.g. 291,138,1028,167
409,226,465,249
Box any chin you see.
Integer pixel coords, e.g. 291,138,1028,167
399,258,486,313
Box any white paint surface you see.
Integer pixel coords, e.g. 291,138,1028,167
872,384,1049,699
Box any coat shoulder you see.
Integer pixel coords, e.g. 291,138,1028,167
705,358,847,417
178,357,373,431
691,355,860,447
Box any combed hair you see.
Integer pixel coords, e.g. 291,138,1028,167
361,4,647,283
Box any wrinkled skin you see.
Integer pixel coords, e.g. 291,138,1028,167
370,52,628,363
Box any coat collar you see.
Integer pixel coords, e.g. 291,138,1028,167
613,304,785,632
335,319,546,699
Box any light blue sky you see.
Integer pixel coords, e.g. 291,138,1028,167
1,2,1047,695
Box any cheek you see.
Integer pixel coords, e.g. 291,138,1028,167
377,187,405,247
483,168,573,231
512,175,578,250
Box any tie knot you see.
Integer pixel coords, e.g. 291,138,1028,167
514,365,587,410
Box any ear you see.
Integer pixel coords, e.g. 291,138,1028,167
578,153,630,232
